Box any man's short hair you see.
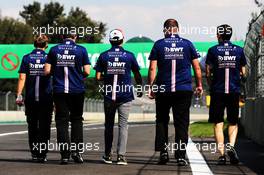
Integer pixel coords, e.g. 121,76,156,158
62,33,77,40
34,35,48,49
217,24,232,41
163,19,179,29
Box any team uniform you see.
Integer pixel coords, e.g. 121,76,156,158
149,34,199,159
94,45,140,157
206,41,247,124
19,49,53,159
46,39,91,159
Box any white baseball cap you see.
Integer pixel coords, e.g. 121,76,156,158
109,29,124,41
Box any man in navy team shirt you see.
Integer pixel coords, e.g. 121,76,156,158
45,34,91,165
94,29,142,165
206,24,247,165
16,35,53,163
148,19,203,166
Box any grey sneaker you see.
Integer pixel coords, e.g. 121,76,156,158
117,155,127,165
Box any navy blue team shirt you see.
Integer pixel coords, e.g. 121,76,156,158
206,41,247,94
19,49,52,102
94,46,140,103
46,39,91,94
149,34,199,92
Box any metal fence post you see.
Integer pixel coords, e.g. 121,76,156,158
5,91,11,111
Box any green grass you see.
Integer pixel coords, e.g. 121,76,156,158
190,121,228,138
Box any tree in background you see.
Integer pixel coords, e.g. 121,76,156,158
19,1,106,43
0,18,32,44
0,1,107,98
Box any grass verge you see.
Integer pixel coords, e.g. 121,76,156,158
190,120,228,138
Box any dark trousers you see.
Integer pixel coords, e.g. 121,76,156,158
155,91,192,159
53,93,84,159
25,98,53,158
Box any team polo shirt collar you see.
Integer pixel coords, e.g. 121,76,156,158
63,39,76,45
110,45,124,51
219,40,232,46
31,49,45,54
165,34,180,38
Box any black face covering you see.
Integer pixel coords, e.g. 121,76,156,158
110,39,123,46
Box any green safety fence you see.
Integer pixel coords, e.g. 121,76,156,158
0,41,244,78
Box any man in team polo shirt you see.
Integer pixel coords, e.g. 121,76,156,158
206,24,247,165
95,29,142,165
16,35,53,163
148,19,203,166
45,34,91,165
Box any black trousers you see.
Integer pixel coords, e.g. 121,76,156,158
25,97,53,158
53,93,84,159
155,91,193,159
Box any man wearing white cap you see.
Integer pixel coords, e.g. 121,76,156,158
94,29,142,165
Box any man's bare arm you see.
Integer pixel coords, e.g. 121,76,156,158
44,63,51,76
192,59,203,88
206,64,212,87
83,65,90,77
148,60,157,86
17,73,26,96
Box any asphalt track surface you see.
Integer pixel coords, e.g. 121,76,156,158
0,122,263,175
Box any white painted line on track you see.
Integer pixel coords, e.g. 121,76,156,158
0,123,155,137
187,138,213,175
0,122,212,175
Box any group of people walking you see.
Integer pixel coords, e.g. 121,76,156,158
16,18,247,166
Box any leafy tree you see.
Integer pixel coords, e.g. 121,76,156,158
0,1,107,98
19,2,107,43
0,18,32,44
19,1,42,26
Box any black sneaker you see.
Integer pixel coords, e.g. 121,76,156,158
217,155,226,165
32,154,38,162
60,158,69,165
227,146,239,165
158,151,169,165
71,153,84,163
102,154,112,164
177,158,188,166
37,156,47,163
117,155,128,165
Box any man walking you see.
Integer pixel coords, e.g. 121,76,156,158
206,24,247,165
95,29,142,165
45,34,91,164
148,19,203,166
16,35,53,163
